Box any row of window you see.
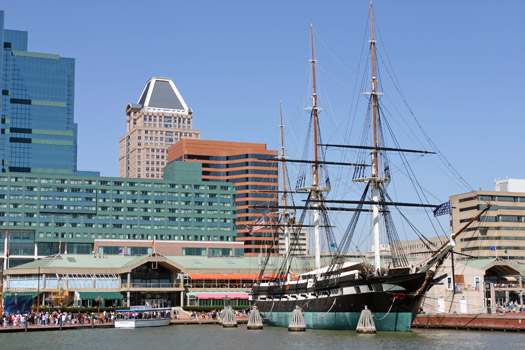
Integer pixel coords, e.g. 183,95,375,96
460,215,525,223
462,246,525,251
0,236,239,256
0,177,236,193
1,214,233,223
184,154,276,161
139,130,189,137
138,134,195,146
0,184,231,192
464,226,525,232
181,247,243,256
0,221,233,230
202,162,278,169
459,195,525,203
461,236,525,242
143,115,189,122
202,169,278,176
34,233,234,241
461,204,525,212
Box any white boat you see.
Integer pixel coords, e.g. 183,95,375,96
114,306,172,328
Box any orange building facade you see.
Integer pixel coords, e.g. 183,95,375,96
167,139,279,256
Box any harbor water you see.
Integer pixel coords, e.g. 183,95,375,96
0,325,522,350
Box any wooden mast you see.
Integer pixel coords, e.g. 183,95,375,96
310,24,321,272
280,101,288,210
370,1,379,177
279,101,292,282
368,2,386,270
370,2,381,270
310,24,320,186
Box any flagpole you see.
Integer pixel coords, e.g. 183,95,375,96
5,233,9,270
36,266,40,314
0,269,3,316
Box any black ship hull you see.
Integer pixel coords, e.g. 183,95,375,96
251,270,432,331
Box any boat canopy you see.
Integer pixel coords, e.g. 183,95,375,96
115,307,171,312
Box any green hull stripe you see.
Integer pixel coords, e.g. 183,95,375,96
262,311,416,331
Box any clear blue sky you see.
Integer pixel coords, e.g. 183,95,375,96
2,0,524,199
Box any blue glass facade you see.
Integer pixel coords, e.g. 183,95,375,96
0,11,91,175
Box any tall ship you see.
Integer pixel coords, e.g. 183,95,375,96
250,3,490,331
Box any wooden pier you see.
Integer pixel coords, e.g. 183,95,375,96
412,313,525,332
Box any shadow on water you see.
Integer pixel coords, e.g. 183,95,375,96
0,325,522,350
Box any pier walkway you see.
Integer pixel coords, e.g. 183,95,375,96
413,313,525,331
0,317,249,333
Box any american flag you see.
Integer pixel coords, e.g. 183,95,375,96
433,201,452,217
247,216,265,235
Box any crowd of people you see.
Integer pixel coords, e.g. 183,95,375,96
496,301,525,313
1,310,116,328
188,308,248,320
1,308,251,328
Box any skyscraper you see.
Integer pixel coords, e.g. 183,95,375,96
119,77,201,179
0,11,85,175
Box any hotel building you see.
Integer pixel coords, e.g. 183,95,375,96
0,161,237,270
167,139,279,256
118,77,201,180
451,178,525,262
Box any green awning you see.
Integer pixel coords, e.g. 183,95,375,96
78,292,123,300
10,292,41,299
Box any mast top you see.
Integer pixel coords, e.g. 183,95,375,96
309,24,320,186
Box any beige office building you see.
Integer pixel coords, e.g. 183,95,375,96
451,178,525,262
119,77,201,179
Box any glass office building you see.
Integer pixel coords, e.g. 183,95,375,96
0,161,237,269
0,11,91,175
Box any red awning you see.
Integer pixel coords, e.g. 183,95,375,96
196,293,249,300
188,273,297,280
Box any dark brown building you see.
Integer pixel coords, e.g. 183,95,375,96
168,139,279,256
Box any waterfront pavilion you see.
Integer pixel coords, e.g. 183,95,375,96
2,254,349,309
3,253,187,308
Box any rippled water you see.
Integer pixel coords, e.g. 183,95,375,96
0,325,522,350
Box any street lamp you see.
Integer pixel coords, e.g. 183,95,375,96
95,296,104,315
0,268,4,316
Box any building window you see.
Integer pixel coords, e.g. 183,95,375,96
182,247,206,256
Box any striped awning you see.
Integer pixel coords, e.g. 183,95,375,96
195,293,249,300
188,273,296,280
